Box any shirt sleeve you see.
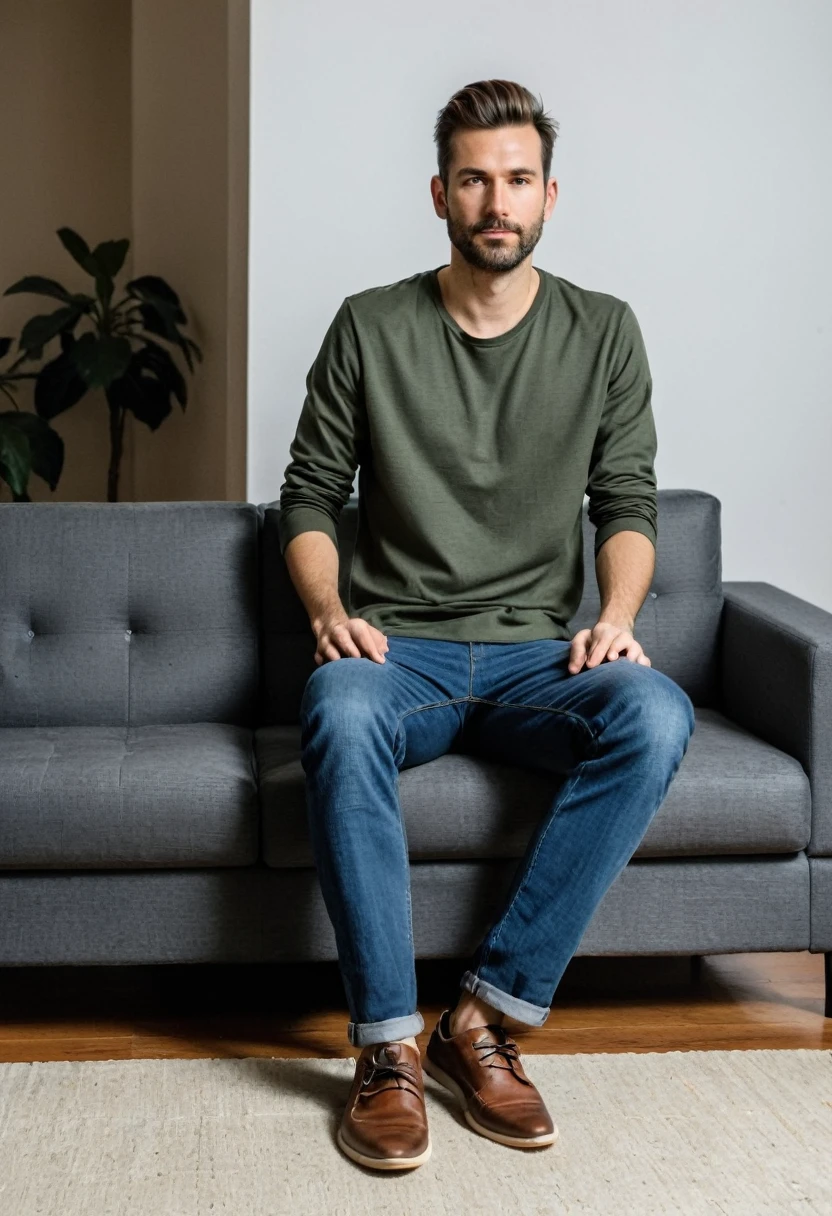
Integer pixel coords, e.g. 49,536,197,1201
585,301,658,559
278,298,367,556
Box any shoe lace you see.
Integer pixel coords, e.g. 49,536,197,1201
472,1028,532,1086
360,1047,422,1099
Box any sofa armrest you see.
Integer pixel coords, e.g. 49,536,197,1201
720,581,832,855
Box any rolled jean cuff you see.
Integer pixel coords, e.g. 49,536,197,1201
460,970,550,1027
347,1010,425,1048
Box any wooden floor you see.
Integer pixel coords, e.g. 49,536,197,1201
0,951,829,1062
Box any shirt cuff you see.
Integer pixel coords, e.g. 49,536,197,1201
278,506,339,556
593,516,657,558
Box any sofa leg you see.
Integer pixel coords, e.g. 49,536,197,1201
690,954,703,983
826,953,831,1019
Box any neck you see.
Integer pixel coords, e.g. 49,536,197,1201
437,257,540,338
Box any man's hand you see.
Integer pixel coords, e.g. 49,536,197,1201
313,615,389,666
568,619,651,674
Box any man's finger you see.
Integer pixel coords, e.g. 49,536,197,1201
589,630,630,666
331,624,362,658
586,637,609,666
568,643,588,671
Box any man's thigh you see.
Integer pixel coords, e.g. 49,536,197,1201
459,639,688,777
384,635,470,770
302,635,470,772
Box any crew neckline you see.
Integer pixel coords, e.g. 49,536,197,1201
427,263,548,347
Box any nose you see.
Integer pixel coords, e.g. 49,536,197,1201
483,180,511,220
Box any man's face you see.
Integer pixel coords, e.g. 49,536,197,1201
432,124,557,273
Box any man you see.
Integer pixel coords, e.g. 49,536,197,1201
278,78,695,1171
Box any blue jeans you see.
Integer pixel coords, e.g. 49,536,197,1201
299,636,696,1047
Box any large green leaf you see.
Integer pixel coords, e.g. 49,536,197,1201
127,276,187,325
56,227,100,277
134,338,187,407
0,337,13,359
127,275,183,308
136,300,177,339
106,359,172,430
0,418,32,497
0,410,64,490
92,239,129,279
95,273,115,312
3,276,72,303
34,348,90,420
136,303,202,373
19,303,86,352
69,332,133,389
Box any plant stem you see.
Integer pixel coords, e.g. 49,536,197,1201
107,400,126,502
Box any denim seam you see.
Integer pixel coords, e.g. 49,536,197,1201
398,697,597,745
468,696,598,747
398,697,472,722
393,713,415,953
393,704,474,954
395,697,473,953
476,752,592,978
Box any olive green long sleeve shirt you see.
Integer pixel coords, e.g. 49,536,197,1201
278,264,657,643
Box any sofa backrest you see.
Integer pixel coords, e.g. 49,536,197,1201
0,502,261,728
260,487,724,724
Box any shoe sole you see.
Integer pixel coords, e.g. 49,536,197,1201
336,1125,432,1170
422,1054,558,1149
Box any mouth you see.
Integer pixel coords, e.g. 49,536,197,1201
480,229,513,236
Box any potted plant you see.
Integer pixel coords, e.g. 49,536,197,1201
0,336,64,502
1,227,202,502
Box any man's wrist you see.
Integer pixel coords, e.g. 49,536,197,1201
598,607,635,632
312,607,348,633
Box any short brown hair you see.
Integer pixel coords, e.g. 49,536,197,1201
434,79,560,191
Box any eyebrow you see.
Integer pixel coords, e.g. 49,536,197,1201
455,166,539,178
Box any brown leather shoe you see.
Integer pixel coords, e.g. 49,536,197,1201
423,1008,558,1148
337,1040,432,1170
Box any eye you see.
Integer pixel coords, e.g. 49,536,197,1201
463,176,529,185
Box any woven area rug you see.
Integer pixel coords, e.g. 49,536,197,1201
1,1048,830,1215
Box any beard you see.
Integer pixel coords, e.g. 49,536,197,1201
444,202,546,272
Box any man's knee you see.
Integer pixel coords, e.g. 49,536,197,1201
604,662,695,751
636,668,695,752
300,655,393,740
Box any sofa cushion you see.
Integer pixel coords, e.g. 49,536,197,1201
0,724,259,868
0,502,261,728
256,707,810,866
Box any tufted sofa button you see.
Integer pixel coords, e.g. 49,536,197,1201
125,629,132,637
27,629,34,638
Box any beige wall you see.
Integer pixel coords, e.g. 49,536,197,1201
131,0,249,502
0,0,249,504
0,0,134,502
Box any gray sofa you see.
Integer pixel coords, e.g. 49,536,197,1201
1,489,830,1019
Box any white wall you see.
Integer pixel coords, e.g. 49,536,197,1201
248,0,832,612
